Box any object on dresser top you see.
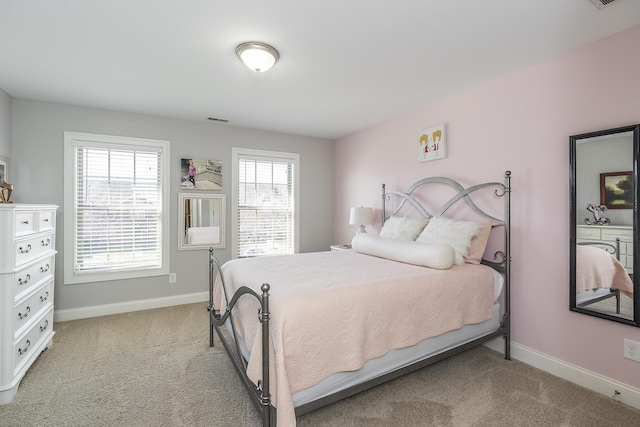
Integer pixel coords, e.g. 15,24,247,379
584,203,610,225
0,181,13,204
0,204,58,404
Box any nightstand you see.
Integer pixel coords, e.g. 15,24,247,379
330,244,352,251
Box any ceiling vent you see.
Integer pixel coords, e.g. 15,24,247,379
207,117,229,123
588,0,623,9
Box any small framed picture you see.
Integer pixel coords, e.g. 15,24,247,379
181,158,222,190
0,157,7,183
418,124,446,162
600,171,632,209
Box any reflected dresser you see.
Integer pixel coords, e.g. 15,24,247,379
0,204,57,404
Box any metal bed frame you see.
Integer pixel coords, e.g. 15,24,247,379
207,171,512,427
576,239,623,313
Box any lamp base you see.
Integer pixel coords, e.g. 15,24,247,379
357,225,368,234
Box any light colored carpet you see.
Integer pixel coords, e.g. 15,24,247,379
581,293,633,321
1,302,639,427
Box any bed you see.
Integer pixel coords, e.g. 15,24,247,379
575,240,634,313
207,171,512,427
186,226,220,245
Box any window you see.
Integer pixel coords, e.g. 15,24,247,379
64,132,170,284
232,148,299,258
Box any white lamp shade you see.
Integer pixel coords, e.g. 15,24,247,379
349,206,374,226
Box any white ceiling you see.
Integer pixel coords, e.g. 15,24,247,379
1,0,639,140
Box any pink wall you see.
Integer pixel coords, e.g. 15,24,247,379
334,25,640,389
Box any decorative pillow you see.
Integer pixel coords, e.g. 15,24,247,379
378,216,429,241
416,216,483,265
352,233,454,270
464,220,492,264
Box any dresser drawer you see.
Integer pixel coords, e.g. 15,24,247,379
14,281,53,338
14,211,38,237
576,227,600,240
14,255,55,301
601,230,633,243
13,233,55,268
13,308,54,374
38,210,56,232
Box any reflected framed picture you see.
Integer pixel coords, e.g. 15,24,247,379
418,124,446,162
181,158,222,190
600,171,632,209
0,157,7,183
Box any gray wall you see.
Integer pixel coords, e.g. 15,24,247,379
11,99,335,311
0,89,10,160
576,135,633,226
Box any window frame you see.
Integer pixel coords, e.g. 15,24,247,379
231,147,300,259
63,131,170,284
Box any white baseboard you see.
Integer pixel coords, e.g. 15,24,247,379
484,338,640,411
53,292,209,322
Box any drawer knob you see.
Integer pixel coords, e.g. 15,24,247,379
40,320,49,332
19,244,32,254
18,306,31,320
18,340,31,355
40,264,50,273
22,220,29,225
43,218,49,222
18,274,31,285
40,291,50,302
41,238,51,247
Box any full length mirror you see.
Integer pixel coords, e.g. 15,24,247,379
178,193,226,250
570,124,640,326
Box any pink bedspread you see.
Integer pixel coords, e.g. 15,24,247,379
576,245,634,298
216,251,496,426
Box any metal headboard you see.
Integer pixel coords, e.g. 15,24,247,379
577,239,621,261
381,171,512,274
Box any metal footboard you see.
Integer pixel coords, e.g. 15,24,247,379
207,248,276,426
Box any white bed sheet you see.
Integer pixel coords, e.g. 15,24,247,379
186,226,220,244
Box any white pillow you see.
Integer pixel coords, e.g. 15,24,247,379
352,233,454,270
416,216,483,265
379,216,428,241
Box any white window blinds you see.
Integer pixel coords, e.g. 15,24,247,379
235,151,298,258
64,132,170,283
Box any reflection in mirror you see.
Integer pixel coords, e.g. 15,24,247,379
570,124,639,327
178,193,226,250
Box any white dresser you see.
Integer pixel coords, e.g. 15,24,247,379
576,224,633,273
0,204,57,404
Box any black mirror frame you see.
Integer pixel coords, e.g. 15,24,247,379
570,124,640,327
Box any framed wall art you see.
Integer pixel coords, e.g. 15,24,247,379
600,171,632,209
181,158,222,190
418,124,446,162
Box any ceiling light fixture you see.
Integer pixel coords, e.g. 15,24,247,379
235,42,279,73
